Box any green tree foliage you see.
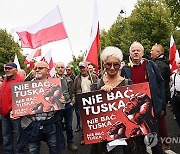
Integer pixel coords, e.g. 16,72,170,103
70,54,84,75
100,29,110,50
173,29,180,51
0,29,25,74
101,15,132,60
128,0,174,57
100,0,174,60
164,0,180,28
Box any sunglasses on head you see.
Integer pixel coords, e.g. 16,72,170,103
34,67,47,70
104,62,121,69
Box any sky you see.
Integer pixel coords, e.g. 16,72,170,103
0,0,137,65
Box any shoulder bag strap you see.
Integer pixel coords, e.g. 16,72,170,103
174,73,177,92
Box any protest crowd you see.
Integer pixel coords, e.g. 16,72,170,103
0,40,180,154
0,1,180,154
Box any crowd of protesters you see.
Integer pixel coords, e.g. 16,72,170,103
0,41,180,154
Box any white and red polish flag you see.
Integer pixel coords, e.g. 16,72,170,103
41,49,56,77
84,0,100,73
169,35,180,73
14,54,21,70
12,6,67,49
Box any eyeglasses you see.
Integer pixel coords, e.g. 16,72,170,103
34,67,47,70
79,66,85,69
104,62,121,69
56,66,64,69
4,67,14,71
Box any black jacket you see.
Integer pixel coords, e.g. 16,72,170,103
153,55,171,102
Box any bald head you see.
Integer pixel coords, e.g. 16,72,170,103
150,44,164,59
35,61,49,69
55,62,65,76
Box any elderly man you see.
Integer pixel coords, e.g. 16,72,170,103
55,62,78,152
20,61,65,154
74,61,98,144
0,62,24,154
121,42,165,154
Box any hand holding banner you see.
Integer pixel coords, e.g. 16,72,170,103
12,78,64,118
77,82,157,144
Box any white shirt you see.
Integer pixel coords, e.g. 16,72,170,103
170,72,180,98
81,76,91,93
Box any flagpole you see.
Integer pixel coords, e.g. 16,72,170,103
99,44,103,76
25,69,33,80
67,37,75,57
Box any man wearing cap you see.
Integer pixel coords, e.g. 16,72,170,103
0,62,24,153
74,61,98,144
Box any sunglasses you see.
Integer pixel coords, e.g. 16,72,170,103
104,62,121,69
56,66,65,69
34,67,48,70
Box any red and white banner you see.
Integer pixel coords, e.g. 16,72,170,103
12,78,64,118
12,6,68,49
41,50,56,77
77,82,156,144
169,35,180,73
84,0,100,73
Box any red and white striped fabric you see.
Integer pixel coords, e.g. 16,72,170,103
41,50,56,77
169,35,180,73
24,49,42,64
84,0,100,73
27,61,35,70
12,6,67,49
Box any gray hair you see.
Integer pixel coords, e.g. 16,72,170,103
129,41,144,52
101,46,123,62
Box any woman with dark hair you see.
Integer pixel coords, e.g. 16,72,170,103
90,46,143,154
